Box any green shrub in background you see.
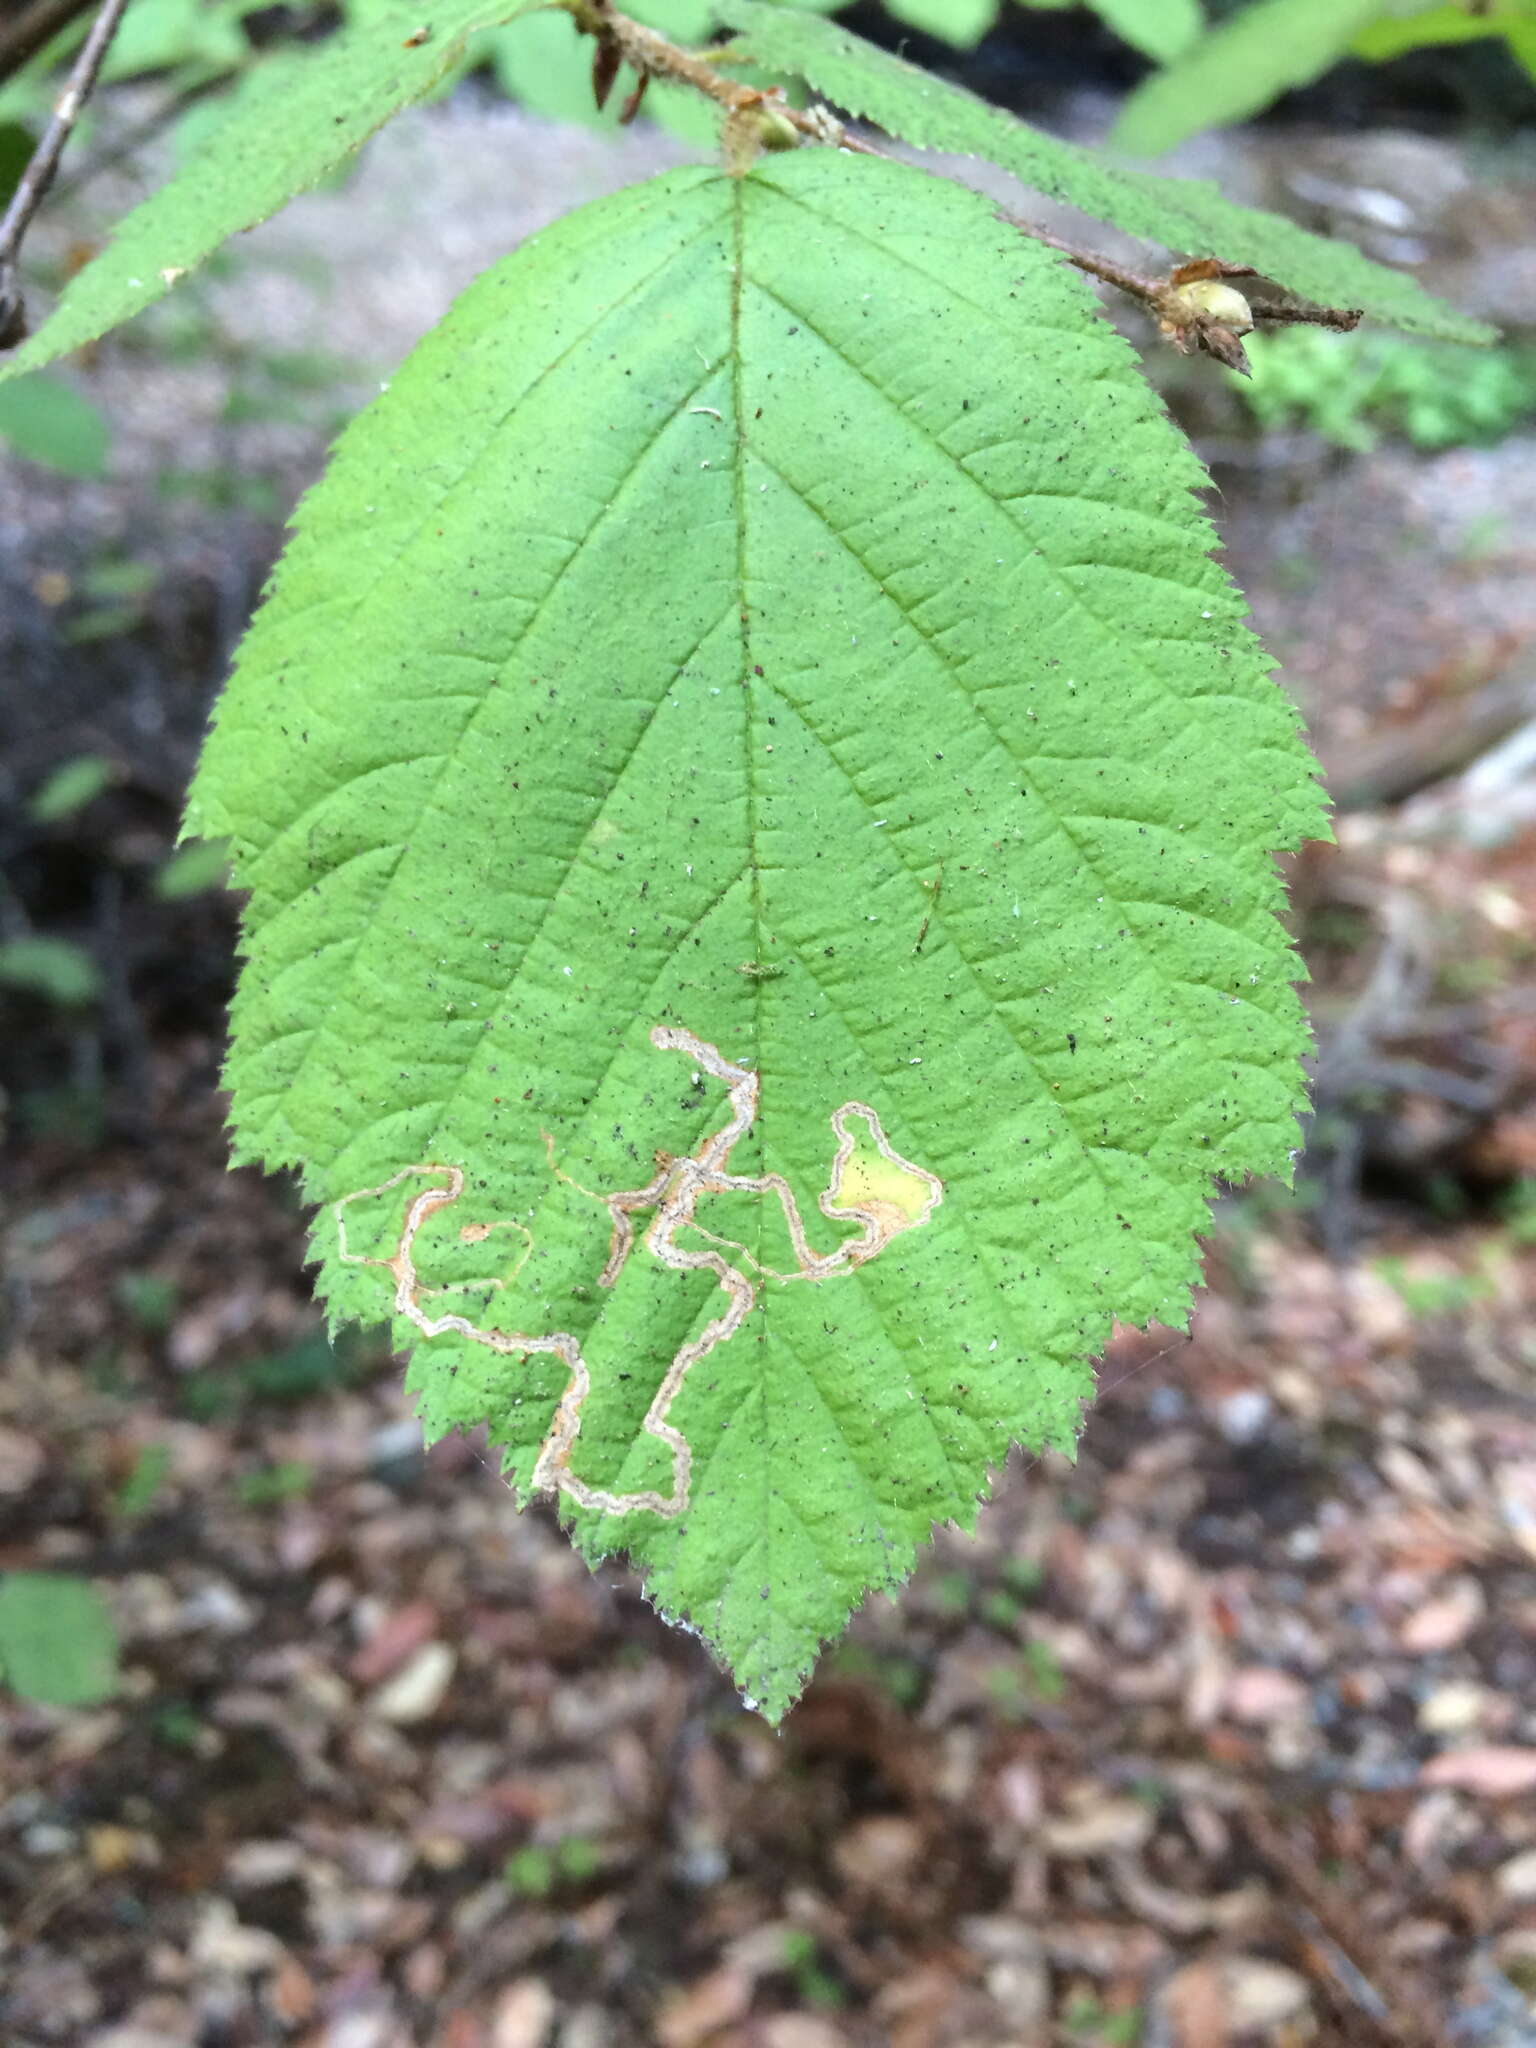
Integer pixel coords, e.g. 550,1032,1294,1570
8,0,1531,167
0,934,102,1006
0,0,1229,154
1238,327,1536,450
1115,0,1536,155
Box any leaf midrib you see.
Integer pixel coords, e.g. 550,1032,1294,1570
253,355,724,1170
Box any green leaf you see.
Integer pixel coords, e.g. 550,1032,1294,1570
716,0,1494,341
1351,0,1534,61
885,0,1001,51
1111,0,1384,155
155,837,233,900
0,120,33,208
189,151,1324,1717
100,0,257,83
0,935,101,1006
0,0,546,382
114,1440,174,1516
1239,328,1536,452
1087,0,1204,64
0,1573,119,1707
486,6,610,122
0,373,110,474
82,558,160,601
30,754,114,824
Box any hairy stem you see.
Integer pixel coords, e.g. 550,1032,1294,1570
1008,217,1166,302
560,0,878,154
555,0,1365,355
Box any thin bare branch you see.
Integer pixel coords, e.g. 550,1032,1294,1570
0,0,133,349
1001,216,1165,301
1253,300,1365,332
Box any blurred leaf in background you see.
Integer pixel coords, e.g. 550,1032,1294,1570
0,118,33,203
1352,0,1536,79
116,1272,180,1332
1113,0,1382,152
177,1328,383,1423
113,1442,175,1520
234,1459,316,1507
0,374,110,477
1020,0,1204,63
1086,0,1204,63
502,1836,604,1896
100,0,260,87
885,0,1000,51
155,836,231,900
0,935,102,1007
0,1573,119,1708
50,558,162,646
0,0,260,131
28,754,114,824
1115,0,1536,153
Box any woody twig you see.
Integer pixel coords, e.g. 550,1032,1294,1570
557,0,1366,372
0,0,133,350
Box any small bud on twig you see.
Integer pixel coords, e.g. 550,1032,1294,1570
757,105,800,152
1157,274,1257,376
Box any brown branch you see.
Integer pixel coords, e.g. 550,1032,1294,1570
0,0,98,88
1005,218,1166,301
0,0,133,350
561,0,876,155
1001,215,1363,373
1253,299,1365,332
554,0,1365,367
566,0,770,116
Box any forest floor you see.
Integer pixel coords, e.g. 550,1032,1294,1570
4,89,1536,2048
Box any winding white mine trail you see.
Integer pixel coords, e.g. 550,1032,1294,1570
336,1025,942,1518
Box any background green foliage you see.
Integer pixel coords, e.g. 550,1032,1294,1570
0,934,103,1007
0,373,110,475
10,0,1530,174
1238,328,1536,450
0,1574,119,1707
0,0,1206,158
1116,0,1536,154
0,0,547,379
